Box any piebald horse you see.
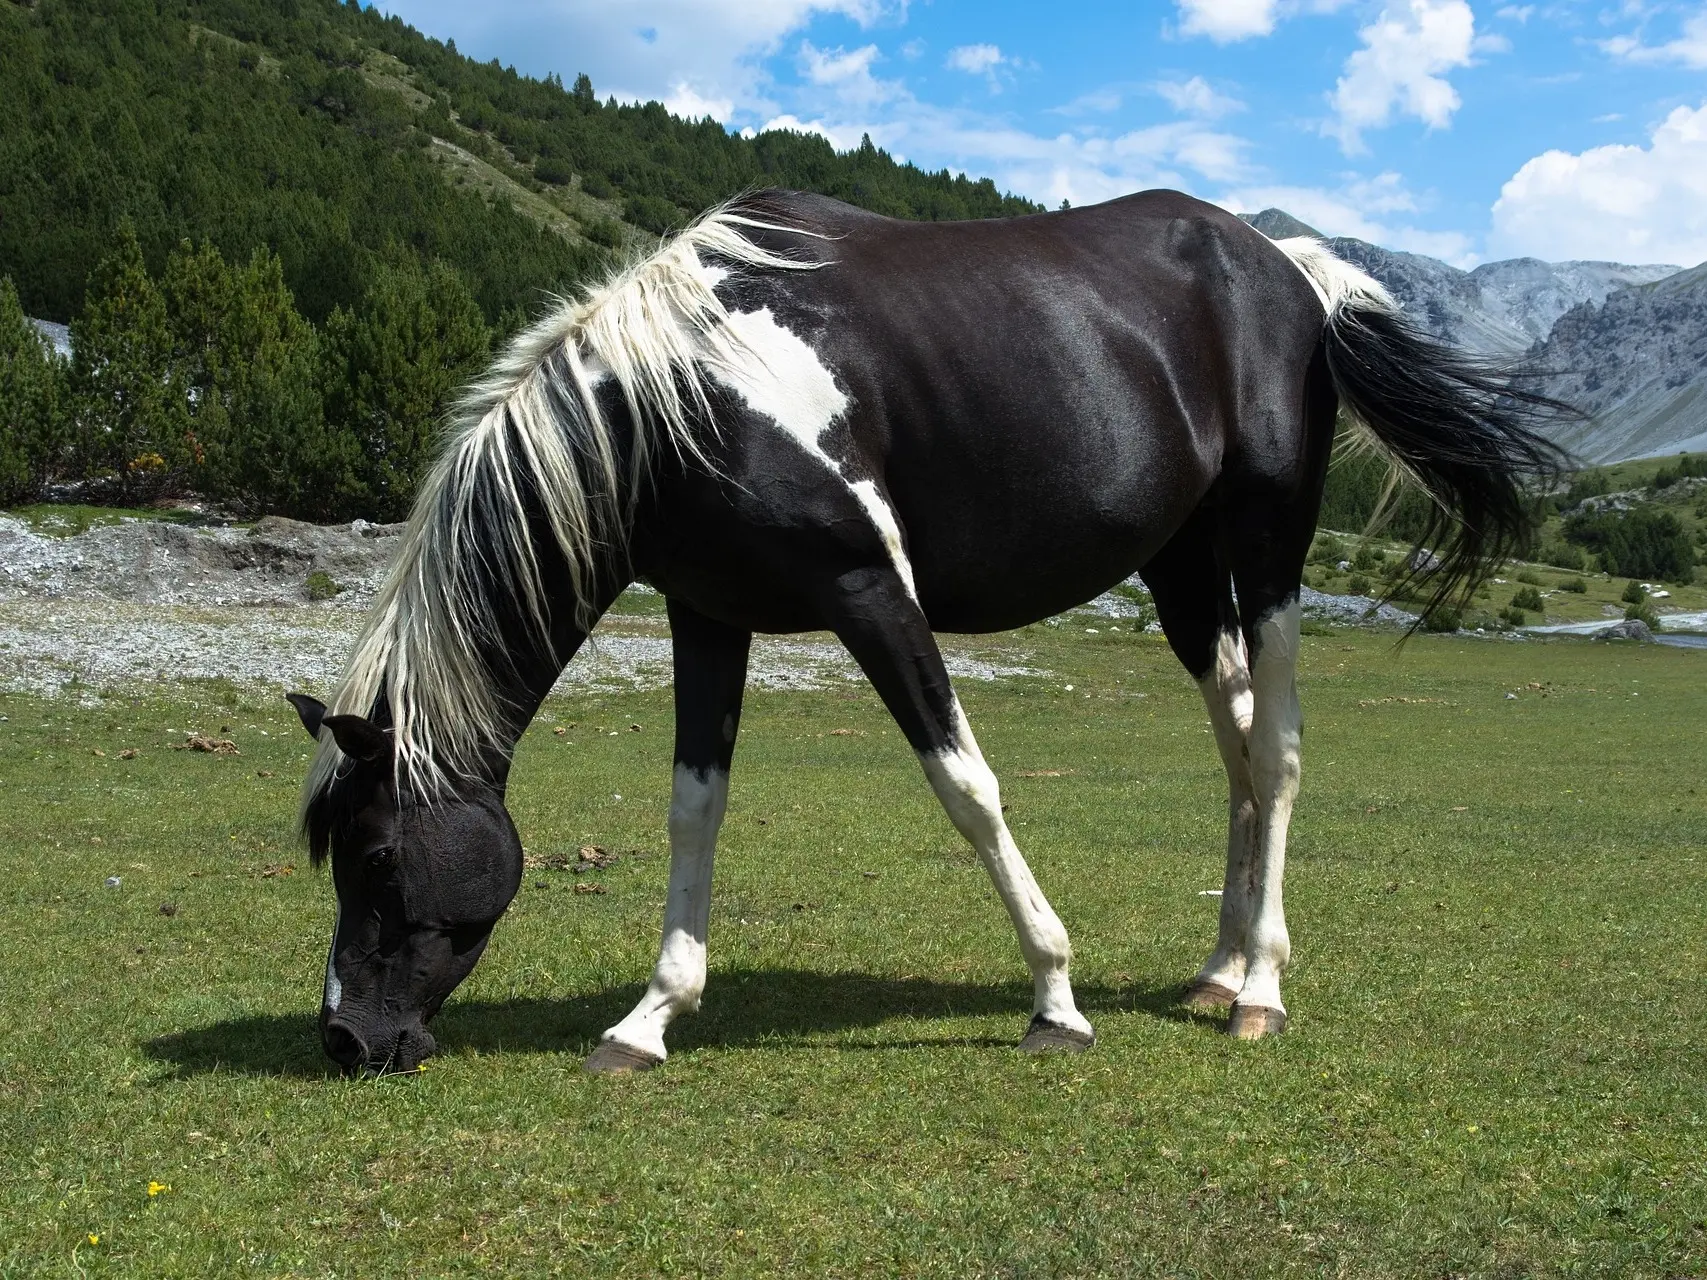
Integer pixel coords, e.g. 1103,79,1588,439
289,189,1561,1074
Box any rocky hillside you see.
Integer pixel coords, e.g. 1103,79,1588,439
1525,264,1707,463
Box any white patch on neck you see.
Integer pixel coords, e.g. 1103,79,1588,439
710,306,916,600
324,906,343,1013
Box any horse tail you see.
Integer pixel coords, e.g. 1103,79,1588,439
1272,236,1574,618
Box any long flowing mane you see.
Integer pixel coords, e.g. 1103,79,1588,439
302,199,822,811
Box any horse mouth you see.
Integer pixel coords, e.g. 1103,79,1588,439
324,1019,437,1075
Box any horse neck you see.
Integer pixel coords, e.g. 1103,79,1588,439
470,572,627,789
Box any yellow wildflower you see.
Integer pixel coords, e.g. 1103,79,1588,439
87,1234,100,1245
147,1181,171,1197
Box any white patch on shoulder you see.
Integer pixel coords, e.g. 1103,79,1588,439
714,307,848,459
710,306,917,598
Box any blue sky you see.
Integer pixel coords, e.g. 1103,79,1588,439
374,1,1707,269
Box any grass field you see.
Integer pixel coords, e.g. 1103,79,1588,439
2,623,1705,1276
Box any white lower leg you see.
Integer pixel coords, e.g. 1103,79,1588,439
1194,629,1258,994
1237,602,1301,1013
920,703,1091,1037
601,764,727,1060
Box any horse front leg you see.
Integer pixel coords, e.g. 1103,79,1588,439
826,566,1094,1054
584,601,751,1074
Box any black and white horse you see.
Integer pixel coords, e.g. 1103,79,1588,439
288,189,1561,1074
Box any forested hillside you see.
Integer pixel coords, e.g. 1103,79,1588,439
0,0,1040,522
0,0,1039,327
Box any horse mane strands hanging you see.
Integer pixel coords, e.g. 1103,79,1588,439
304,201,825,811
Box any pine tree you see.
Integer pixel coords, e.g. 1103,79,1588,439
0,276,66,504
323,260,490,521
70,223,186,498
215,249,360,520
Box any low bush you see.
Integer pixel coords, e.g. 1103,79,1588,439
1422,605,1462,633
1511,586,1545,612
1565,507,1695,581
1500,606,1528,627
1347,573,1371,596
1622,580,1648,604
1625,600,1661,629
1515,569,1541,585
305,571,342,601
1559,577,1588,593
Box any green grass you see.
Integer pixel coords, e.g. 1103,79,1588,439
2,628,1706,1276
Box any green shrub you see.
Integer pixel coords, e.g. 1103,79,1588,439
533,157,574,185
1422,605,1462,633
1621,580,1648,604
1515,569,1541,585
1500,606,1528,627
1352,545,1382,572
1511,586,1545,612
1539,540,1586,571
1560,577,1587,593
1347,573,1371,596
1564,468,1611,506
305,571,342,601
1309,534,1347,565
1565,507,1695,581
1625,600,1660,629
583,218,626,250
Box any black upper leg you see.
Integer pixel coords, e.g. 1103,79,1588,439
1142,510,1238,682
668,598,752,775
817,566,958,756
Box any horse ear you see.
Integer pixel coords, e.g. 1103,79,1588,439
320,714,393,763
286,693,326,740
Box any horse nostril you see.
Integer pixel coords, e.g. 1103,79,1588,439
323,1020,368,1068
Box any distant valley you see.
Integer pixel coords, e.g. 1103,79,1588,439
1241,208,1704,464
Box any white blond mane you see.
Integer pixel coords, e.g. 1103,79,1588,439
303,201,823,806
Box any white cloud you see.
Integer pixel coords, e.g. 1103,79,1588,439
1176,0,1278,42
1495,4,1533,21
1490,103,1707,265
1156,75,1245,118
663,83,735,122
1602,11,1707,69
1221,173,1478,265
799,41,892,107
946,43,1004,75
757,113,852,147
380,0,890,123
1327,0,1477,154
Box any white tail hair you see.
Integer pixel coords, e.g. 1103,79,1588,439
303,201,824,809
1271,236,1397,319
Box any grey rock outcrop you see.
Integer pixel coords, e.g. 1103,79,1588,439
1525,263,1707,463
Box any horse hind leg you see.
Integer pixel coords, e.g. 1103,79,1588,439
585,601,751,1074
1143,526,1258,1014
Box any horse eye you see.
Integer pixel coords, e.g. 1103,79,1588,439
367,845,396,869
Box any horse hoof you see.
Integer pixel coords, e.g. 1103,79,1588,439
1018,1015,1095,1055
1181,979,1240,1011
583,1040,664,1075
1226,1004,1287,1040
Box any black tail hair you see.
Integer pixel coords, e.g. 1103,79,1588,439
1320,301,1577,620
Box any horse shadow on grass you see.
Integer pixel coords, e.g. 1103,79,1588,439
144,969,1209,1079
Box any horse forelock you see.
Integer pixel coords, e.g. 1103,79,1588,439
300,194,828,818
